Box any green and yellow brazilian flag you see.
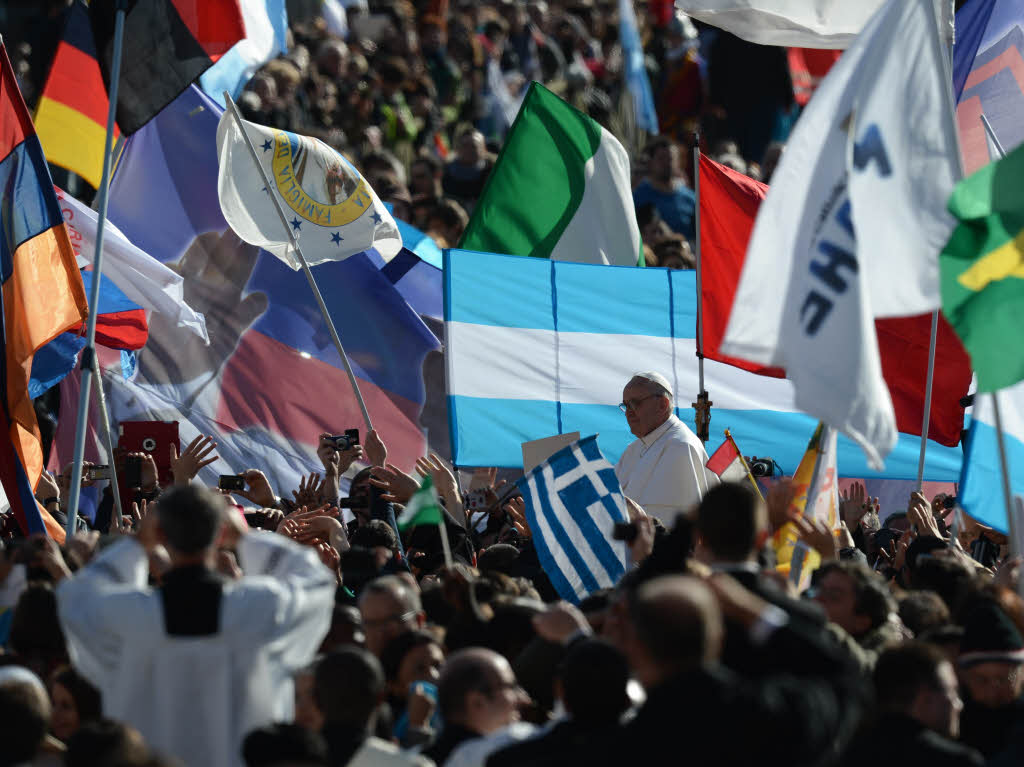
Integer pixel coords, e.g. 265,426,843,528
941,142,1024,393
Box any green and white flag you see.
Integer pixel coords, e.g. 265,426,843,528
396,475,444,531
459,82,643,266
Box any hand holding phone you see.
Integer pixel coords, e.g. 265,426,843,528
219,475,247,492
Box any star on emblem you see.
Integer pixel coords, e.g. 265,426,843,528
261,139,272,152
290,217,302,231
331,232,343,245
370,211,383,225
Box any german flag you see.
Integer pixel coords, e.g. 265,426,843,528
91,0,245,135
34,1,113,189
0,44,89,541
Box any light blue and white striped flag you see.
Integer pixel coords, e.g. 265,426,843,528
443,248,963,479
619,0,658,135
959,383,1024,534
516,435,629,603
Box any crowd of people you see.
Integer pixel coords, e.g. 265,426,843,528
2,1,1018,766
0,371,1021,767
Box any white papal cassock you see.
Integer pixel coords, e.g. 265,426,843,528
615,415,718,524
56,531,335,767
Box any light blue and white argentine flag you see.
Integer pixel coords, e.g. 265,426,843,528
959,383,1024,535
444,249,963,480
516,435,629,603
619,0,658,134
217,112,402,269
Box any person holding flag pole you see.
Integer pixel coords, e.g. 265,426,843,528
691,136,712,444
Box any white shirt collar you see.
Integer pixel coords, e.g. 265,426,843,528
638,415,676,451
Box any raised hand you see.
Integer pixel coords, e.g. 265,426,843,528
138,229,268,388
502,496,531,539
908,491,944,539
791,513,838,561
292,471,325,508
839,481,869,527
469,467,497,492
235,469,277,508
415,453,458,499
35,469,60,505
170,436,219,486
369,463,419,504
317,433,364,475
766,479,798,533
364,429,387,467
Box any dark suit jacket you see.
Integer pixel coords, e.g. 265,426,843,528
600,617,864,767
842,713,983,767
486,719,620,767
721,566,827,677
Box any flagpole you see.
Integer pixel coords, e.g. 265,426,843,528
692,139,711,444
981,113,1006,156
90,363,125,528
222,92,373,432
914,310,939,488
991,393,1022,596
915,0,962,491
438,520,453,569
725,429,764,501
66,2,128,534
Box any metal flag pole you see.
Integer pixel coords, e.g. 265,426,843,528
89,363,124,527
991,393,1022,582
66,1,128,535
691,139,711,443
915,311,939,488
222,92,373,432
981,113,1006,159
916,0,963,490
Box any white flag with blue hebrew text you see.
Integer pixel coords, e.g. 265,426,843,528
216,111,402,270
721,0,961,470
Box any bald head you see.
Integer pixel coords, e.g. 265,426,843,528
438,648,525,733
628,576,723,671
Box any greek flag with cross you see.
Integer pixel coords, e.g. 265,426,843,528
516,435,629,603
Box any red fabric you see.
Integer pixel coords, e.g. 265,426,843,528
698,154,784,377
169,0,245,62
788,48,843,107
697,153,972,447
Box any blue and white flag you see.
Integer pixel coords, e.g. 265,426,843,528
217,111,403,268
200,0,289,106
721,0,961,469
959,384,1024,534
619,0,658,134
444,248,963,479
516,435,629,603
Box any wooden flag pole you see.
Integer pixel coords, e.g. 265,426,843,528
66,1,128,534
222,92,373,432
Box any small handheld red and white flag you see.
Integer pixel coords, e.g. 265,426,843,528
706,430,764,500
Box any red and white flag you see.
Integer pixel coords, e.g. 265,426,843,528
706,438,747,482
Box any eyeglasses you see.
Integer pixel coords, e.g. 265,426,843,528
618,394,658,413
362,610,418,631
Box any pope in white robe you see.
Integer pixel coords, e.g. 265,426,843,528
614,372,717,524
55,486,335,767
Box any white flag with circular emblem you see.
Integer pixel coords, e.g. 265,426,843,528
216,111,402,269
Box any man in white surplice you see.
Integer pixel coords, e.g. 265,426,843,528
55,485,335,767
614,372,717,524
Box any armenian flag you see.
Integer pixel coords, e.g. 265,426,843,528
941,138,1024,393
34,1,114,189
0,44,89,541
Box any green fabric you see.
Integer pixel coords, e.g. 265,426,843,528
397,475,444,530
940,141,1024,392
458,82,603,259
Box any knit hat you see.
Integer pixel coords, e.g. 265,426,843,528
959,601,1024,667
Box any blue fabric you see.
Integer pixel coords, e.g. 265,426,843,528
29,332,86,398
632,179,696,240
516,435,628,603
199,0,289,106
0,137,66,281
